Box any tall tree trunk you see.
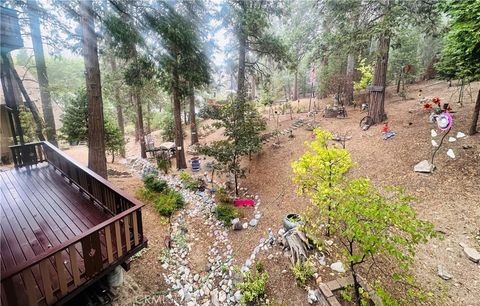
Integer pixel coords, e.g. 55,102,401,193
251,75,256,99
183,103,188,125
303,74,307,98
173,67,187,169
189,82,199,145
130,93,139,143
396,70,402,93
368,33,390,124
10,61,45,142
109,57,125,157
293,70,298,101
1,53,25,144
318,56,328,99
237,34,247,106
27,0,56,146
133,90,146,158
80,0,107,178
146,98,151,134
469,90,480,135
345,53,355,105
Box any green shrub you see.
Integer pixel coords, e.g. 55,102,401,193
179,171,199,191
169,189,185,209
290,258,316,287
154,194,176,217
198,104,222,119
136,187,157,203
214,204,238,225
156,156,171,174
255,260,264,273
154,190,184,217
237,270,269,305
143,175,168,193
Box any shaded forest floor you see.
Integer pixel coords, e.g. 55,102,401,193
61,80,479,306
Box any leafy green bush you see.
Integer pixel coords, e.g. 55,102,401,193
136,187,157,203
154,194,176,216
143,174,168,193
198,104,222,119
156,156,171,174
214,204,238,225
154,190,185,217
104,116,125,163
354,58,374,91
237,270,269,305
255,260,264,273
290,258,316,287
179,171,199,191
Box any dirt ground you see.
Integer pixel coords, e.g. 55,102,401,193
59,80,479,306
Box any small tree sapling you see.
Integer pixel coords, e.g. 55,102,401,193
292,128,353,237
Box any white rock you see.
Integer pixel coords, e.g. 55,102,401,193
249,219,258,227
431,129,437,137
431,139,439,147
210,289,219,306
218,290,227,302
456,132,466,138
234,290,242,301
203,286,210,296
414,160,435,173
330,261,345,273
463,247,480,263
307,289,319,304
242,222,249,229
317,253,326,266
447,149,455,159
448,137,456,142
437,265,452,280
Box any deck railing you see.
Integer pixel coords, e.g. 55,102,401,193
4,142,147,306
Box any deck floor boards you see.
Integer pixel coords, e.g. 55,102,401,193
0,163,113,282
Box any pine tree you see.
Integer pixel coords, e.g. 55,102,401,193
80,0,107,178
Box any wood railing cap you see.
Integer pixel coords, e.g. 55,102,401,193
40,141,145,208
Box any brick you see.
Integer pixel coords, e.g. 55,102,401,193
319,283,334,298
327,296,342,306
326,279,341,291
317,293,330,306
336,275,354,288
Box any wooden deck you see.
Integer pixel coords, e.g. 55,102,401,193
1,163,112,275
1,142,147,306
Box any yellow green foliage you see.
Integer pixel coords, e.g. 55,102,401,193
354,58,373,91
292,128,353,241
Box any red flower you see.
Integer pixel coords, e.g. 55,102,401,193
423,103,433,110
432,97,441,105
